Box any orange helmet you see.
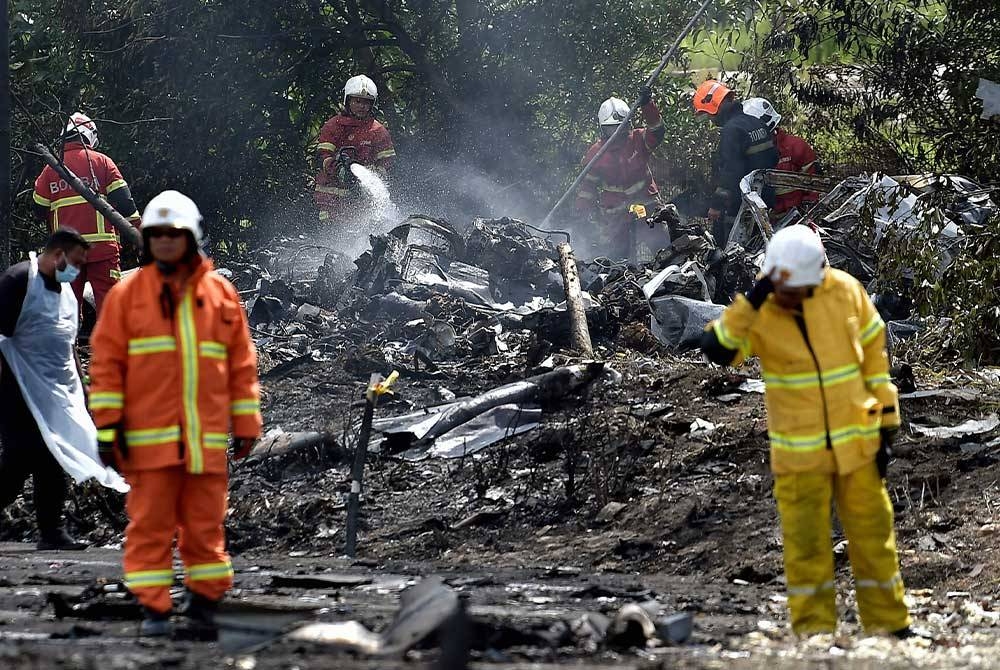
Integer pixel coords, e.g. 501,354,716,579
692,80,733,116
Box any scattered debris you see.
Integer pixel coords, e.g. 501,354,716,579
910,414,1000,439
285,577,459,656
372,363,612,459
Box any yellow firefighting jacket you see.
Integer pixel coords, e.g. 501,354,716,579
707,268,900,475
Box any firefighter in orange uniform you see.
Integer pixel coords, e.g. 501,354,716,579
32,112,142,313
88,190,262,636
314,75,396,223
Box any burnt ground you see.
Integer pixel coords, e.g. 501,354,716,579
1,337,999,668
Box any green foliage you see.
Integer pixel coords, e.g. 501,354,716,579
700,0,1000,363
7,1,1000,366
8,0,710,257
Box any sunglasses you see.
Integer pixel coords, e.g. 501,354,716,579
147,228,187,239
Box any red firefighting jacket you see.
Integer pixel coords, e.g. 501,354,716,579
575,101,665,219
314,114,396,205
32,142,141,263
773,128,819,214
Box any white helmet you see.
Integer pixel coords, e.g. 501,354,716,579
743,97,782,132
65,112,99,147
343,75,378,106
598,97,630,126
141,190,204,242
762,225,826,287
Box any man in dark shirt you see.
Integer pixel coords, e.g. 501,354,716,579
692,80,780,246
0,229,91,550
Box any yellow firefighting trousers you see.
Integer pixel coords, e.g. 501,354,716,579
773,462,911,634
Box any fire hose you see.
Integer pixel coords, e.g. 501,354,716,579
540,0,715,228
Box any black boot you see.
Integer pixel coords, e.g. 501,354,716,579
37,528,88,551
140,607,173,637
178,591,220,641
892,625,933,641
181,591,219,625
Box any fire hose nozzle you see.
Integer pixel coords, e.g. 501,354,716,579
335,147,359,185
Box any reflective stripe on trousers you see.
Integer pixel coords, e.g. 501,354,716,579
773,463,911,634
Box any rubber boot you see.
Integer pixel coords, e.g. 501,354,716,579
892,625,933,641
179,591,220,641
140,608,172,637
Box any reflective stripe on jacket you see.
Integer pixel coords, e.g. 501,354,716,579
314,114,395,204
707,268,900,475
711,111,780,215
32,143,141,262
89,257,263,474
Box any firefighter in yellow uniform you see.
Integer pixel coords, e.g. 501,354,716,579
701,225,914,637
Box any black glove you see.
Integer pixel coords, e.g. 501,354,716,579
637,84,653,106
746,276,775,309
231,436,256,461
876,428,897,479
97,424,126,470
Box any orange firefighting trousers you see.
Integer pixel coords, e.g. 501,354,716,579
123,466,233,614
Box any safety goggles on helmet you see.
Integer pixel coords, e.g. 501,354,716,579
343,75,378,106
141,190,204,243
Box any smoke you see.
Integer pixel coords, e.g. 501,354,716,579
390,155,544,226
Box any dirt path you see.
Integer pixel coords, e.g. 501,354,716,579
2,347,999,667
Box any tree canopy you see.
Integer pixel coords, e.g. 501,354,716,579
8,1,999,265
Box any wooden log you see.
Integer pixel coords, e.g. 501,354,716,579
34,143,143,250
556,242,594,357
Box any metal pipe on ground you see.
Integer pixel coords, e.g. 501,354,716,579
540,0,715,229
345,371,398,557
557,242,594,356
33,143,143,250
344,395,375,558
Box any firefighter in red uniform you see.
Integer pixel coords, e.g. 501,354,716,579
314,75,396,224
575,86,667,260
743,98,820,216
32,113,142,314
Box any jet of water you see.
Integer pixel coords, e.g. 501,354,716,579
351,163,401,226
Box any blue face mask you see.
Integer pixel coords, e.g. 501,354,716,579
55,261,81,283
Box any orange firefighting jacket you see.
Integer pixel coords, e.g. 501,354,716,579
773,128,819,214
314,114,395,202
575,101,665,219
89,256,262,474
32,142,142,263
